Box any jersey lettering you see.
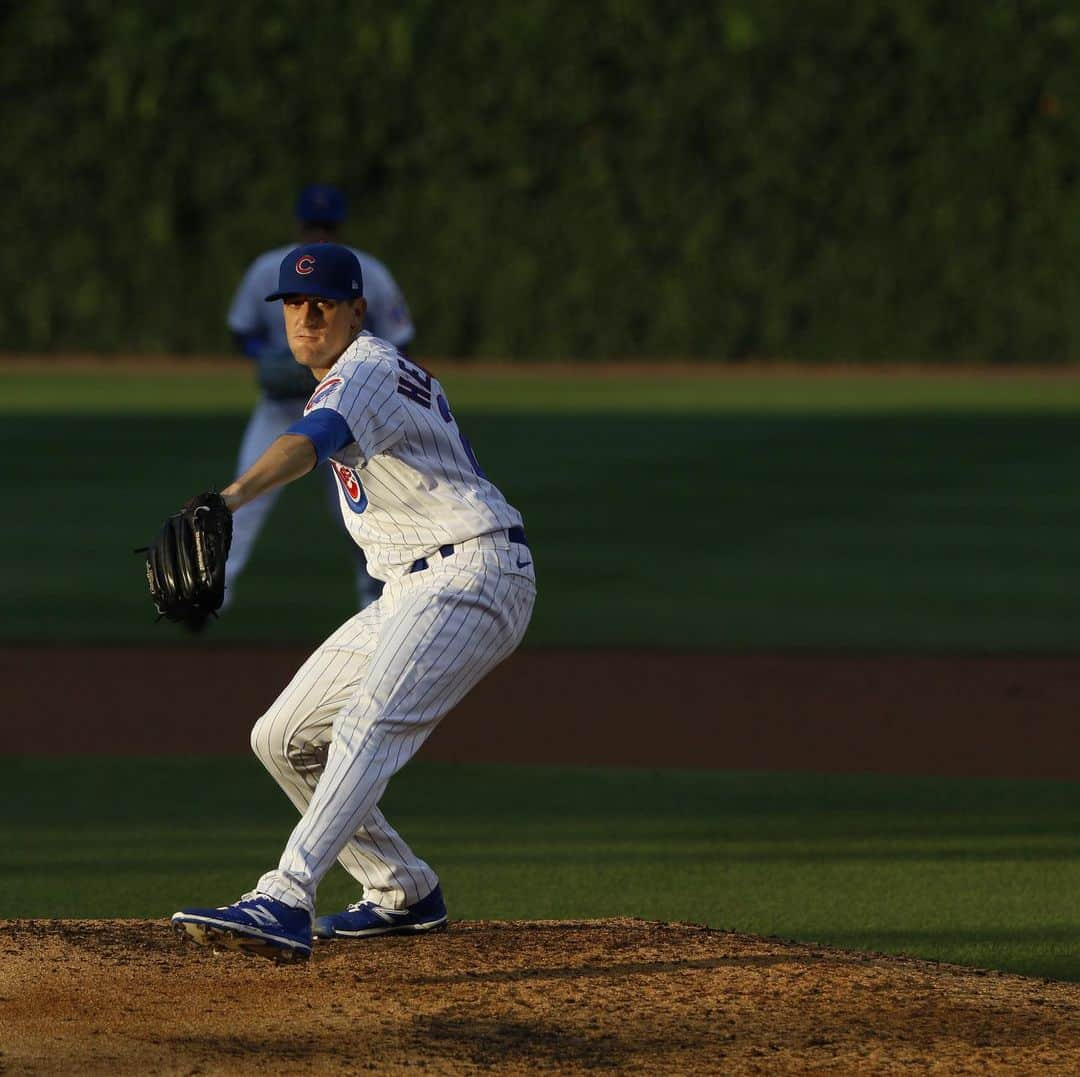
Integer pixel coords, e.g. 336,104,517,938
396,358,432,409
436,393,485,477
316,336,524,577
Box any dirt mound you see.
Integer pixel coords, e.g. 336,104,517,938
2,919,1078,1074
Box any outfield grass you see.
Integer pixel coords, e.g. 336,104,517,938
4,759,1078,982
5,368,1080,648
10,366,1080,413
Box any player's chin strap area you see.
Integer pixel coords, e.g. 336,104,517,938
409,526,529,574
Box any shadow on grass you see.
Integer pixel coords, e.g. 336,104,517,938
815,927,1080,982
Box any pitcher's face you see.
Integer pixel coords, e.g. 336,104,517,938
282,295,367,371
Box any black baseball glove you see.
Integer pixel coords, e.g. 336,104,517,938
143,492,233,629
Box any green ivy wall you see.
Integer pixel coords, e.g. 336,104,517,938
3,2,1079,360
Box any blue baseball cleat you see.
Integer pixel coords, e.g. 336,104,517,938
171,892,312,962
314,884,448,939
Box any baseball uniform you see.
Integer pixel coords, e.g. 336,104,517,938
225,245,414,607
249,334,534,913
172,245,534,959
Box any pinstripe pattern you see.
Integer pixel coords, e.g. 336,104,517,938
241,333,535,915
251,548,535,912
225,408,373,605
305,334,525,577
224,252,413,605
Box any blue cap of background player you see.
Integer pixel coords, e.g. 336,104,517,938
265,243,364,302
295,184,347,226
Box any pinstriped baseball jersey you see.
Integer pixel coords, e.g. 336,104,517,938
303,331,524,580
170,242,535,938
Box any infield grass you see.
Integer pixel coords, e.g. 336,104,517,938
4,758,1078,982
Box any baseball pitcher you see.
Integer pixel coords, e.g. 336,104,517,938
224,184,414,613
149,244,535,961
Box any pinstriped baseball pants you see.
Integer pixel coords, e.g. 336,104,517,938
249,544,535,913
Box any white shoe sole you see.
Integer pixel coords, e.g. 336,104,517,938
317,915,449,940
172,916,311,963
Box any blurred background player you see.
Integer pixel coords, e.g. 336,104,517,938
224,184,415,610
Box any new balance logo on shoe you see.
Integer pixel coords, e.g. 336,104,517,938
245,905,282,927
313,885,448,939
370,906,409,923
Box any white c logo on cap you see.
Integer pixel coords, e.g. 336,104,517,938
296,255,316,275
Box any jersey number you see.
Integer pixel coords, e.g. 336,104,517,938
437,393,486,477
395,358,485,478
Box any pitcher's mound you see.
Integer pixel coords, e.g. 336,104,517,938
2,917,1078,1074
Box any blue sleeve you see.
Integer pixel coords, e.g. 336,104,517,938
285,409,356,465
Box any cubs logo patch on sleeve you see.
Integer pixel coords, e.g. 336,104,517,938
305,376,344,414
330,460,368,513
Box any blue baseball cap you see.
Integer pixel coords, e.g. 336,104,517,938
265,243,364,302
295,184,347,225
